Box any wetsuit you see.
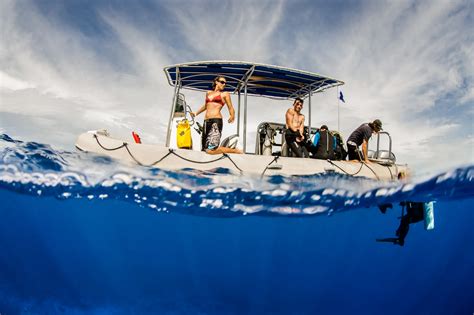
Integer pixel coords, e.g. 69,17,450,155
311,130,336,160
395,202,424,246
285,129,309,158
346,123,372,160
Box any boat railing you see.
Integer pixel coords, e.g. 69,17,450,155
368,131,396,164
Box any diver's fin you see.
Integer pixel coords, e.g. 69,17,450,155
378,203,393,214
376,237,404,246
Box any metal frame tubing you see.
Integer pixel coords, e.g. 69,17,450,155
243,83,248,152
308,90,312,134
237,91,241,136
165,68,181,147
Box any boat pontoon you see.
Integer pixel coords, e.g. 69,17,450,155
76,61,409,180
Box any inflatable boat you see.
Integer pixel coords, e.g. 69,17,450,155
76,61,409,180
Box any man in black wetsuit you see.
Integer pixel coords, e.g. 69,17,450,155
377,201,425,246
310,125,336,160
346,119,382,162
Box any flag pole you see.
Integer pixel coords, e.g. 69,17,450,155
337,87,340,132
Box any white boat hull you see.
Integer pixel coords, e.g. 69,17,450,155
76,131,409,180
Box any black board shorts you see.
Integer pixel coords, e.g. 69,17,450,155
202,118,223,151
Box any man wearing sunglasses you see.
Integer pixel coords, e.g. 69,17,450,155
285,98,309,158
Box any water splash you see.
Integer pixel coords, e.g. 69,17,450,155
1,134,473,216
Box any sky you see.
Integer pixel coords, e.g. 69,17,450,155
0,0,473,175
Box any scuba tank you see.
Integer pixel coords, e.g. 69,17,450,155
176,119,192,149
261,124,274,156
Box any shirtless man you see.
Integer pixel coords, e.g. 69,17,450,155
285,98,309,157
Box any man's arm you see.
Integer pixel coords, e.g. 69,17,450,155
299,116,305,137
191,103,206,117
223,92,235,123
362,139,369,162
285,109,297,131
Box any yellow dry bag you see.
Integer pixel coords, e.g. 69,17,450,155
176,119,192,149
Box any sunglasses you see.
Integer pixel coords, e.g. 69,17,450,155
218,80,227,85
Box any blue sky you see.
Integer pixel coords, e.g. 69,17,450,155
1,0,473,175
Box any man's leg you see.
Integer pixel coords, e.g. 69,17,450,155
288,141,303,157
201,120,208,151
301,145,309,158
395,214,410,246
347,144,361,161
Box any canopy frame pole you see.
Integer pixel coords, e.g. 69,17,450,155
238,65,255,153
165,68,181,147
237,91,241,136
337,86,340,133
243,83,248,152
308,88,312,135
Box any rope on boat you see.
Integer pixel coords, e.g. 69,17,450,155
327,159,400,181
388,163,395,180
93,134,243,173
362,161,380,181
261,156,280,178
92,134,396,179
124,145,174,167
93,137,127,151
327,160,364,176
221,154,244,174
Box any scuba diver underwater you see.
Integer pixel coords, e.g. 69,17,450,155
377,201,435,246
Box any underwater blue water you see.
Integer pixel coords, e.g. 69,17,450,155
0,134,473,314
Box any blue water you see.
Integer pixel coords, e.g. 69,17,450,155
0,134,473,314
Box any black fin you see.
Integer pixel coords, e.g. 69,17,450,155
378,203,393,214
376,237,404,246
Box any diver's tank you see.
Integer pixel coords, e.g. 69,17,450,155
262,124,273,156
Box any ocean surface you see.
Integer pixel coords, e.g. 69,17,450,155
0,133,473,315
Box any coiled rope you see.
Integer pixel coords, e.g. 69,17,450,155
93,134,242,174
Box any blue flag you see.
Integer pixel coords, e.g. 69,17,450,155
339,91,345,103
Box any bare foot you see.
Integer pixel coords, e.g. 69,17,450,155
206,147,243,155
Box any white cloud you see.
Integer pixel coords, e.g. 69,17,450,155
166,0,285,61
275,0,474,172
0,0,472,175
0,71,35,91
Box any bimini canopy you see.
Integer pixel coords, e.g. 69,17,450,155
164,61,344,99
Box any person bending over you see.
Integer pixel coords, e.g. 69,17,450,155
346,119,382,162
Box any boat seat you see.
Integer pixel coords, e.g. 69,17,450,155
377,150,396,163
220,134,239,149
